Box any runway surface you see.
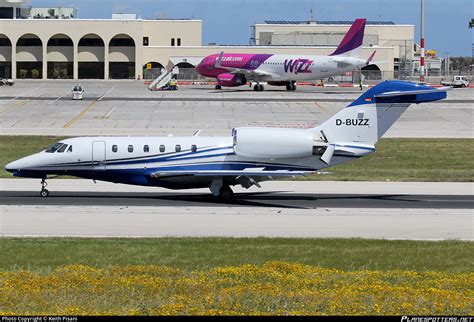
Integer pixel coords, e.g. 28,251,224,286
1,190,472,209
1,179,472,240
1,80,473,137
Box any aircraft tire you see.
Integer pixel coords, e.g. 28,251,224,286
286,84,292,91
219,186,234,201
40,189,49,198
254,84,260,91
259,85,264,91
215,85,222,90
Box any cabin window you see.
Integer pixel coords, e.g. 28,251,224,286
175,144,181,152
57,144,68,153
177,38,181,46
128,145,134,153
191,145,197,153
112,145,118,153
159,145,165,153
144,145,149,153
45,142,63,153
67,145,73,152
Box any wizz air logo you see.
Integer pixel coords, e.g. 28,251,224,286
283,59,313,74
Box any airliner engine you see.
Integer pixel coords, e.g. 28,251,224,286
217,73,247,87
232,127,314,159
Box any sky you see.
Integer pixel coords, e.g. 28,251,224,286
31,0,473,57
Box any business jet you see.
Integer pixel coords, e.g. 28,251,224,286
5,81,448,200
196,18,377,91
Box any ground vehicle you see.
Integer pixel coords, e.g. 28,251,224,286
441,75,470,88
71,85,84,100
0,78,14,86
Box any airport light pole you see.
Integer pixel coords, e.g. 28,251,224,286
420,0,425,83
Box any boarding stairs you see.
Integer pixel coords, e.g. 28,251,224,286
148,70,172,91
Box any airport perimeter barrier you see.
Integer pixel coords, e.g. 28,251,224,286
144,68,473,87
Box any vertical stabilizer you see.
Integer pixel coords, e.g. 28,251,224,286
312,81,449,145
330,18,366,57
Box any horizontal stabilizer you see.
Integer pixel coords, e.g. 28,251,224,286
348,81,450,107
376,87,451,98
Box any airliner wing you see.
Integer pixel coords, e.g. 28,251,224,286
219,66,277,78
149,169,309,178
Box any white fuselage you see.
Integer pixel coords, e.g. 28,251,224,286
5,135,371,189
254,54,367,82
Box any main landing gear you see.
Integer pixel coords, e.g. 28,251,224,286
40,178,49,198
253,84,264,91
286,82,297,91
218,186,234,201
210,179,234,201
215,84,222,90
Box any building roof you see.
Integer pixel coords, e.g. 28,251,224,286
263,20,396,25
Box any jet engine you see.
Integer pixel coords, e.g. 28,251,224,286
217,73,247,87
232,127,314,159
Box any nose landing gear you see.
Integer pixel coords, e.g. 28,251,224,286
40,178,49,198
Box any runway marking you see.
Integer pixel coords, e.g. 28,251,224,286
96,106,116,120
63,101,97,128
0,99,30,116
98,85,116,101
314,101,332,116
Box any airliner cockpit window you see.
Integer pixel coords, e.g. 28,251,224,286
57,144,68,153
67,145,73,152
45,143,63,153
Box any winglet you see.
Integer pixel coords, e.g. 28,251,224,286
215,51,224,68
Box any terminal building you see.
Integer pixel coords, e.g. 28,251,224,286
1,0,426,82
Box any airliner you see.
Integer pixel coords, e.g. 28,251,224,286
196,18,376,91
5,81,448,200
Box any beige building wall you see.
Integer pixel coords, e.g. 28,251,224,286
142,20,202,46
254,24,414,59
0,18,202,79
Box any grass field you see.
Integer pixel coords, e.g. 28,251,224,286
1,237,473,315
0,136,473,181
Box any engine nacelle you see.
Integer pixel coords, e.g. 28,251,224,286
217,73,247,87
233,127,314,159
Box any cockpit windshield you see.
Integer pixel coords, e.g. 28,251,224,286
45,142,64,153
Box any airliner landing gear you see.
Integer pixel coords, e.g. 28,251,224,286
40,178,49,198
286,82,296,91
253,84,264,91
215,84,222,90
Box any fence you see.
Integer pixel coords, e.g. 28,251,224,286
147,67,473,85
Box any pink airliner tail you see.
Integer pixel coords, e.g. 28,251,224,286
330,18,366,57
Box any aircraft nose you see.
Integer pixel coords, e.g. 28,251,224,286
5,160,20,173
